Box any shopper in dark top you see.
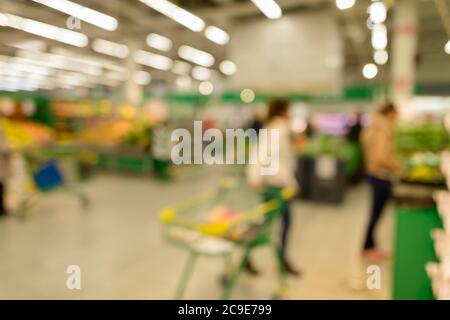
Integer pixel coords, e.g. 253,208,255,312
0,127,10,216
347,112,363,142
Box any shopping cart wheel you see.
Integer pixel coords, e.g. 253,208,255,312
272,286,290,300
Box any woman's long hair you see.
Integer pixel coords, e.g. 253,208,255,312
266,98,289,125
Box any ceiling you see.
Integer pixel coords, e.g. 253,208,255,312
0,0,449,92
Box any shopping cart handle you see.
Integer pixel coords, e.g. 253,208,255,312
281,187,295,200
161,207,176,223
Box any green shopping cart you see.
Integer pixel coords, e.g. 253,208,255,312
160,178,294,300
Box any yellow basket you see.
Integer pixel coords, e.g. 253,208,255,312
160,181,294,237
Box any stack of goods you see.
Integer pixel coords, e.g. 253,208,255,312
300,135,352,159
396,124,450,154
297,135,350,203
403,152,444,184
396,124,450,185
77,120,133,148
0,118,55,150
426,150,450,299
120,121,153,152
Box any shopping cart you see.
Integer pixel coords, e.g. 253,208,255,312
16,145,91,218
160,178,294,300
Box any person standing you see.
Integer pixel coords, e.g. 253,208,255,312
346,112,364,184
0,126,10,216
247,98,300,276
360,103,400,261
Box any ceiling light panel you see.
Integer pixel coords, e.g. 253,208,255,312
139,0,204,32
0,12,88,47
178,45,215,67
31,0,118,31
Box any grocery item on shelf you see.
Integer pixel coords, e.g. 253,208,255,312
435,191,450,233
0,118,55,150
0,118,34,150
299,135,353,159
431,229,450,263
427,123,450,300
120,121,153,151
77,120,133,147
396,123,450,153
17,121,55,144
402,152,444,184
427,262,450,300
441,151,450,176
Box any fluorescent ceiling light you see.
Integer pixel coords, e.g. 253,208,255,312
92,39,129,59
191,66,211,81
219,60,237,75
8,40,47,52
240,89,256,103
371,24,388,50
368,1,387,25
336,0,355,10
362,63,378,79
445,40,450,55
204,26,230,45
373,49,389,65
139,0,204,32
251,0,282,19
172,60,191,75
0,13,88,47
198,81,214,95
133,49,173,71
16,49,103,76
146,33,173,52
31,0,118,31
50,47,127,73
178,45,214,67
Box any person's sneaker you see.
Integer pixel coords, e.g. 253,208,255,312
362,249,391,262
244,260,260,276
283,260,302,277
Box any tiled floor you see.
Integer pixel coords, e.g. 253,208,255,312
0,166,393,299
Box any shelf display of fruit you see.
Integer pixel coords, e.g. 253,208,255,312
402,152,444,184
120,121,153,152
76,120,133,147
0,118,55,150
17,121,55,144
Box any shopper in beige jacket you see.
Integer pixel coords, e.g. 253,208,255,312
360,103,400,261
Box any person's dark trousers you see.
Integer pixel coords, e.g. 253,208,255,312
262,187,291,260
0,182,6,215
363,175,392,250
280,203,291,259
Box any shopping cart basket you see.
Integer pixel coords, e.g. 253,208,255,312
160,178,294,299
17,146,91,218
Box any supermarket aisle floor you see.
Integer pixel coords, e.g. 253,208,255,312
0,166,393,299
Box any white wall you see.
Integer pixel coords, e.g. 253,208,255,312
228,11,344,95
